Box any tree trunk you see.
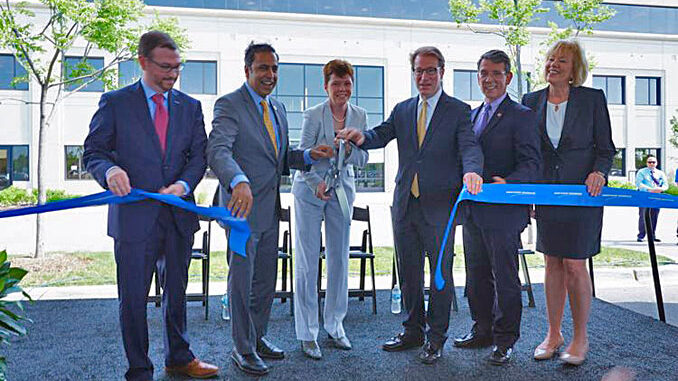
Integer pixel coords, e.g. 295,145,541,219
515,44,524,98
33,84,48,259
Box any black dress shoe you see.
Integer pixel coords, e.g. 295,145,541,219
257,337,285,359
418,341,443,365
453,330,493,348
382,332,424,352
654,238,661,242
488,345,513,365
231,350,269,376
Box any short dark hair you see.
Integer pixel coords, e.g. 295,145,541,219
409,46,445,70
138,31,178,58
323,59,354,85
244,42,279,68
477,49,511,73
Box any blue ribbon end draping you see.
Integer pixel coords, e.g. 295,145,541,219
433,183,678,291
0,188,250,257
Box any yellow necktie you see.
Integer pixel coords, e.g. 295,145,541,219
411,100,427,198
260,99,278,156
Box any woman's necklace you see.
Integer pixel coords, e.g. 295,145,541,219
332,113,346,123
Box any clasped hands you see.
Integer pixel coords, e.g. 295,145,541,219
107,167,186,197
229,144,335,218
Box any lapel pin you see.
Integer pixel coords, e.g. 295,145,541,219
496,112,502,118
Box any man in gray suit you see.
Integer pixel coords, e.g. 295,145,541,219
339,46,483,365
207,42,333,376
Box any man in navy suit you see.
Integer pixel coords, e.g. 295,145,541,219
84,31,218,380
452,50,541,365
339,46,483,365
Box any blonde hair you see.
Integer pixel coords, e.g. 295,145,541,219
544,39,588,87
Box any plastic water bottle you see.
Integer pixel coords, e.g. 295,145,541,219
221,293,230,321
391,284,402,314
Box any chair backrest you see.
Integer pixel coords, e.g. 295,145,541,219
351,205,373,253
279,206,292,253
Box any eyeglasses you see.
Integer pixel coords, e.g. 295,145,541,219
413,67,439,77
647,161,657,164
147,57,184,73
478,70,507,79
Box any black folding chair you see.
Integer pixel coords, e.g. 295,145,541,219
274,206,294,315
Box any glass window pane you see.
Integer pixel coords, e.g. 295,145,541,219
305,65,325,96
204,61,217,95
411,75,418,97
0,149,8,187
277,64,304,95
356,67,382,98
454,71,471,101
649,78,658,105
11,146,29,181
607,76,624,104
471,74,483,101
286,112,303,135
356,98,383,114
307,96,325,108
0,55,13,89
635,148,660,170
181,61,203,94
118,60,142,87
64,56,104,92
610,148,624,177
65,145,92,180
367,113,384,125
277,96,304,112
635,77,649,105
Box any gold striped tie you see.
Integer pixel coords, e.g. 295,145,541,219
260,99,278,156
411,100,427,198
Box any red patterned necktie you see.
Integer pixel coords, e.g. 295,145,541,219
151,93,168,153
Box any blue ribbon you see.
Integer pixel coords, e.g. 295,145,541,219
434,184,678,290
0,189,250,257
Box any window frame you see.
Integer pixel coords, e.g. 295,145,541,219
180,60,218,95
64,145,92,180
635,76,661,106
592,75,626,105
0,144,30,184
63,56,105,92
0,54,29,91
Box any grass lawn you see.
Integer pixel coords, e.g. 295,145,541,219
12,246,675,288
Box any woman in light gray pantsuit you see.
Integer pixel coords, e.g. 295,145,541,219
292,60,368,360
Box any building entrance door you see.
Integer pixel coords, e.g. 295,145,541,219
0,147,10,190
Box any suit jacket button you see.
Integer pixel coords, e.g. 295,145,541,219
162,165,169,170
555,165,559,170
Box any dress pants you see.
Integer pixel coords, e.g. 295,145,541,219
114,206,195,381
293,188,351,341
227,220,279,355
394,195,455,346
463,219,522,347
638,207,660,239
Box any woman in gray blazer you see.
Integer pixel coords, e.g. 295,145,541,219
522,39,615,366
292,60,368,359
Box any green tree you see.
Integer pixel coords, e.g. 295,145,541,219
0,250,31,379
668,111,678,150
448,0,615,96
0,0,188,258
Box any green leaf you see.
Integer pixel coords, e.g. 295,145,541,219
0,252,6,264
0,313,27,336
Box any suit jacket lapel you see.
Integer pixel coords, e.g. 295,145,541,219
133,81,163,157
420,92,447,150
322,100,334,145
239,85,277,163
165,89,182,162
557,86,579,152
407,97,419,151
536,87,556,152
271,99,287,160
479,96,511,140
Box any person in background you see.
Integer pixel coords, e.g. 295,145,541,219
635,155,667,242
522,39,615,366
292,59,369,360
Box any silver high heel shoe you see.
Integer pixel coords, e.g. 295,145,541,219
533,336,565,360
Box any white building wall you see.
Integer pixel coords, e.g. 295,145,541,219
2,6,678,253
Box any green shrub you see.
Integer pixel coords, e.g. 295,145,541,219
0,187,78,206
665,184,678,196
607,180,635,190
0,250,31,378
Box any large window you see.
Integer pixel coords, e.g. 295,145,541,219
635,77,661,106
635,148,660,171
610,149,625,177
118,59,142,87
65,145,92,180
592,75,625,105
273,63,385,191
453,69,528,102
0,54,28,90
180,60,217,95
64,56,105,92
0,145,29,189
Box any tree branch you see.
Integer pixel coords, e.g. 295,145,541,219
2,0,44,86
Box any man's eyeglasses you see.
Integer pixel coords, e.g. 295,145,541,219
479,70,507,79
413,67,439,77
647,161,657,164
147,57,184,73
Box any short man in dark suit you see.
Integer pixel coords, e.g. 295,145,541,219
452,50,541,365
207,43,333,376
339,46,483,364
84,31,218,380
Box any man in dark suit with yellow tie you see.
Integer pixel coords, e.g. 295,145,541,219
453,50,541,365
339,46,483,365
